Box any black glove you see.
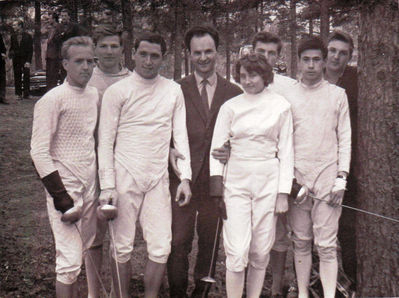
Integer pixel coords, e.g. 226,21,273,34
290,179,302,198
210,175,227,220
41,171,74,213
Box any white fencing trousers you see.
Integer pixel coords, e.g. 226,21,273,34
46,161,98,285
110,161,172,264
288,161,341,262
223,157,279,272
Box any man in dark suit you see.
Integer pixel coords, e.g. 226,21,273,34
0,31,7,104
167,25,242,298
9,21,33,100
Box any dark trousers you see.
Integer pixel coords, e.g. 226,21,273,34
0,61,5,100
46,58,61,91
167,169,221,298
13,60,30,97
338,175,357,288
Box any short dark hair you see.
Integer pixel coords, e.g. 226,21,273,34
298,36,327,59
93,24,122,46
184,25,219,52
252,31,282,55
134,32,167,55
328,30,354,58
234,53,274,87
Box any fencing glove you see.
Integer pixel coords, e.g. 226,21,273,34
41,170,74,214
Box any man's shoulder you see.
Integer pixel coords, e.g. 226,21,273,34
342,65,358,80
216,74,243,96
177,74,195,86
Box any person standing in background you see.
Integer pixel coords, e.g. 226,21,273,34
85,23,131,298
9,21,33,100
325,30,358,294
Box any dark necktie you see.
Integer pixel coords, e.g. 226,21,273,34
201,79,209,115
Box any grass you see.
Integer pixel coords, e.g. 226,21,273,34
0,87,295,297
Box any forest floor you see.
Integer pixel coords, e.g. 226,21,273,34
0,87,296,297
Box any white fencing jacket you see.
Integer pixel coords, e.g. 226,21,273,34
97,71,191,192
284,79,351,194
87,65,131,101
210,88,294,194
30,81,99,187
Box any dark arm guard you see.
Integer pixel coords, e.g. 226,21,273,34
41,171,74,213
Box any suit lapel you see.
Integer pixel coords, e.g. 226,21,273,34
185,74,208,124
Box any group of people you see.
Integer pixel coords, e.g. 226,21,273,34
30,20,358,298
0,20,33,104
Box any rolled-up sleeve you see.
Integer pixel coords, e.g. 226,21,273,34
172,88,192,181
337,91,351,174
210,104,233,177
30,96,59,178
97,87,123,189
277,107,294,193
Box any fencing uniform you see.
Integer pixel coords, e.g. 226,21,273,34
31,81,99,284
210,88,294,272
87,65,131,101
87,65,131,249
268,73,297,253
285,79,351,262
97,71,191,264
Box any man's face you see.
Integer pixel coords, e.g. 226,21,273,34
298,49,325,86
63,45,95,88
133,41,163,79
95,35,123,72
254,41,279,68
327,40,351,72
13,22,22,33
60,11,70,24
189,34,217,78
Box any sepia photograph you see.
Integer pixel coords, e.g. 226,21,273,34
0,0,398,297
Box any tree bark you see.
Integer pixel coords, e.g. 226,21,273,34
225,1,230,81
121,0,133,70
357,1,399,296
173,0,183,80
320,0,329,43
289,0,297,78
34,0,42,70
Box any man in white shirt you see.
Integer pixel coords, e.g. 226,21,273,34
85,24,131,298
286,36,351,298
252,31,297,298
31,36,98,298
97,32,192,297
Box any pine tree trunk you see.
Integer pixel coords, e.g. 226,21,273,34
289,0,297,78
357,1,399,296
121,0,133,70
34,0,42,70
173,0,183,80
320,0,329,43
225,6,230,81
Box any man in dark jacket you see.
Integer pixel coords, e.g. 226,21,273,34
167,25,242,298
325,30,358,294
9,21,33,100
